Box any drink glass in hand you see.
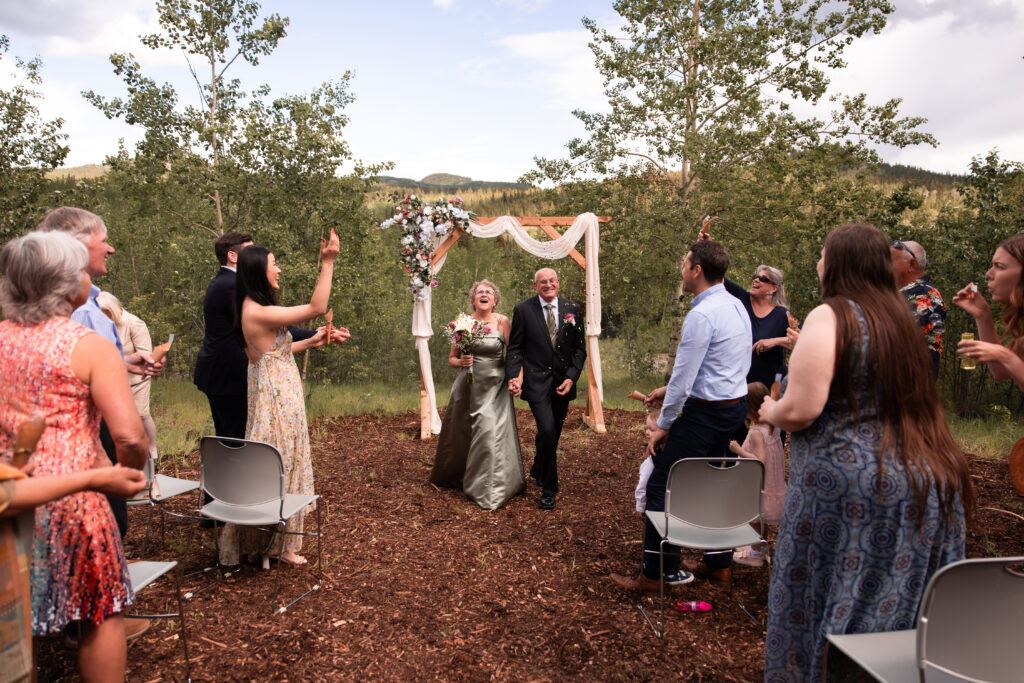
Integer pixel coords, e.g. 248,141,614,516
960,332,976,370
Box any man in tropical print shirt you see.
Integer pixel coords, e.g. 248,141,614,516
891,239,946,378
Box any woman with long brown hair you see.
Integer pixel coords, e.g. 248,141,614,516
953,234,1024,388
759,223,972,681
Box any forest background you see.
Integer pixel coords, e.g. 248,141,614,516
3,1,1024,453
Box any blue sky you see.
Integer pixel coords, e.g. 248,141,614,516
2,0,1023,181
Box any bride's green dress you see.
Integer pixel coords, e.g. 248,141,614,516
430,330,525,509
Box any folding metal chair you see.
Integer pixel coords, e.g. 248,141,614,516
128,560,190,682
824,555,1024,682
127,457,200,557
194,436,322,612
640,457,764,638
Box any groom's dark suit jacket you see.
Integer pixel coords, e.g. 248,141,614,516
506,296,587,402
194,267,314,396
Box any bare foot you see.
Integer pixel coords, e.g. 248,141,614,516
281,551,307,566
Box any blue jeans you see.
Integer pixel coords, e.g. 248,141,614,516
642,399,747,579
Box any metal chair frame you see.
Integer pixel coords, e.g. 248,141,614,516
823,555,1024,682
189,436,323,613
126,457,200,557
639,457,765,638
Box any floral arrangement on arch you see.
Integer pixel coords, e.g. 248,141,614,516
379,194,473,300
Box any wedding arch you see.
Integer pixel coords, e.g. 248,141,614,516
411,213,611,440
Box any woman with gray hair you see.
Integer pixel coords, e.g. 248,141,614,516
0,231,148,682
431,279,525,509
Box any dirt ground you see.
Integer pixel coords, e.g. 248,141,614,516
35,407,1024,681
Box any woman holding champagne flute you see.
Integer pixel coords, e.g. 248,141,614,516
953,234,1024,388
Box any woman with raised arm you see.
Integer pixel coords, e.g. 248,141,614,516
953,234,1024,389
218,230,350,567
0,231,149,682
431,280,524,509
758,223,972,681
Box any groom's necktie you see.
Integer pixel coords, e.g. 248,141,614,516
545,304,557,347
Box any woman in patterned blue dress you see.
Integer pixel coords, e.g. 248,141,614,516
758,223,973,682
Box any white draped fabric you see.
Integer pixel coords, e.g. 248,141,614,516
413,213,603,434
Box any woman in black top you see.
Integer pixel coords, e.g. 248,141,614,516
724,265,795,387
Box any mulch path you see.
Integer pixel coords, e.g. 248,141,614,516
35,407,1024,681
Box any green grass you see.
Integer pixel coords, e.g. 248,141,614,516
948,412,1020,459
150,378,211,466
150,350,1016,461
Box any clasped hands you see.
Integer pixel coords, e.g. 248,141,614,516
643,386,668,456
126,351,164,377
506,377,574,397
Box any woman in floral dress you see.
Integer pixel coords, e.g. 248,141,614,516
759,224,973,681
0,231,149,681
218,230,349,566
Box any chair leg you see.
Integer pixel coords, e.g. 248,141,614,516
316,503,323,586
174,564,192,683
273,522,286,607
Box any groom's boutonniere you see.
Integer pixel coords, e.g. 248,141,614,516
563,313,576,327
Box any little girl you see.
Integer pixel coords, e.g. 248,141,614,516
633,411,658,516
728,381,787,566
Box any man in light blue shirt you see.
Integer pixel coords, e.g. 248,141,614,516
37,208,162,537
611,238,751,591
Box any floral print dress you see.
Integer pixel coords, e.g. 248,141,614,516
0,317,134,633
219,328,314,564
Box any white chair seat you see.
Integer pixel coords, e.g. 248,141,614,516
128,560,178,592
199,493,318,526
151,474,200,502
826,630,917,682
646,512,762,550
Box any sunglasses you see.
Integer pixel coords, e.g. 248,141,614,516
753,274,774,285
892,240,918,261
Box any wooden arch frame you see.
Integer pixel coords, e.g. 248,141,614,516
418,215,612,440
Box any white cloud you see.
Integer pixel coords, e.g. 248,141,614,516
478,29,606,111
432,0,456,10
822,11,1024,172
496,0,553,12
1,0,183,66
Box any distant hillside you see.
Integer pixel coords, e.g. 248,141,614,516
871,163,966,190
46,164,107,179
376,175,531,191
420,173,472,185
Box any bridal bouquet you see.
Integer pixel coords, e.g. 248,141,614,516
379,194,473,301
444,313,491,383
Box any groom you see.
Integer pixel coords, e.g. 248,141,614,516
506,268,587,510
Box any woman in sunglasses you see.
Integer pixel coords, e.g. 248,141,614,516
726,265,796,388
697,228,797,388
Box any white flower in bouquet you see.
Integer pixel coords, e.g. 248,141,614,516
421,220,434,232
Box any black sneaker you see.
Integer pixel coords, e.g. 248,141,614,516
663,570,695,586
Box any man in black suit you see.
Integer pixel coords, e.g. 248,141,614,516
194,232,314,438
506,268,587,510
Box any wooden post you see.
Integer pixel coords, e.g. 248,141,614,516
582,349,607,434
420,369,432,440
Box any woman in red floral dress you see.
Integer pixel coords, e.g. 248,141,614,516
0,231,148,681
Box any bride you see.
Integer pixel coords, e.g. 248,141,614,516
431,280,525,509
